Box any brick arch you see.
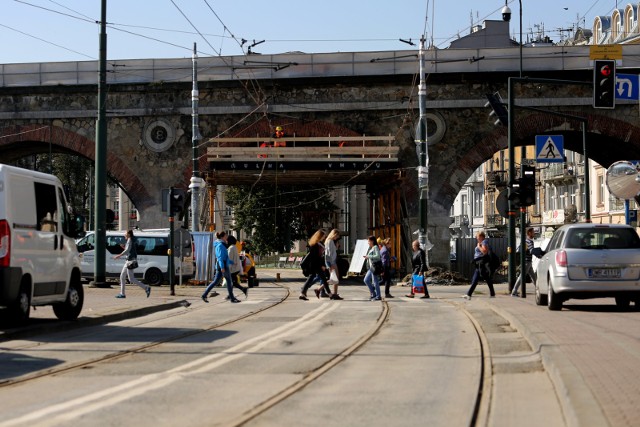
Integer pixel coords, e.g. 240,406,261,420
0,124,153,210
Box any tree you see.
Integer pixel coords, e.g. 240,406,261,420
224,185,337,255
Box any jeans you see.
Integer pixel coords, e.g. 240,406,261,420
119,262,147,295
301,270,330,295
203,267,234,299
466,267,495,297
364,269,381,299
512,260,536,295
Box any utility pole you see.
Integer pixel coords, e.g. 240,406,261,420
189,43,202,233
416,36,430,263
92,0,108,288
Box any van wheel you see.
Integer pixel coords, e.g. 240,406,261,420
9,280,31,323
53,274,84,321
145,268,163,286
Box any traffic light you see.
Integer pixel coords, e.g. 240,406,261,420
520,165,536,207
484,92,508,126
169,188,186,216
593,60,616,109
508,178,523,206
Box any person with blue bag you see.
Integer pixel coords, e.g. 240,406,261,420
406,239,429,299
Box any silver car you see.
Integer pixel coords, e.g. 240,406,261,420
535,223,640,310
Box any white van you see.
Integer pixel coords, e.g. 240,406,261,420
0,164,84,322
76,230,194,285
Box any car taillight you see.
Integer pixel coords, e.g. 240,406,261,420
0,219,10,267
555,250,567,267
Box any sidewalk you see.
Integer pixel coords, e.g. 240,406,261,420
0,281,210,341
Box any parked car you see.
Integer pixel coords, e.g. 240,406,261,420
76,230,194,285
0,164,84,322
535,223,640,310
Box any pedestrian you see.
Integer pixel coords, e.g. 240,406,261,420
202,231,240,303
324,228,343,300
299,229,332,300
379,237,394,298
464,231,496,299
512,227,537,297
364,235,382,301
406,239,430,298
113,229,151,299
227,235,249,299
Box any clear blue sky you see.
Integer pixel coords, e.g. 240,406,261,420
1,0,617,64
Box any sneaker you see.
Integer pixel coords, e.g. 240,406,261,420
299,294,308,301
230,297,241,303
201,295,209,303
463,295,471,300
420,295,430,299
115,293,126,299
145,287,151,298
371,296,382,301
330,294,343,300
385,294,395,298
511,293,518,297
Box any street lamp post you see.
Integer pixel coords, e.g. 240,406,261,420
416,36,429,263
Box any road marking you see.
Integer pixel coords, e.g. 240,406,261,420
0,303,340,426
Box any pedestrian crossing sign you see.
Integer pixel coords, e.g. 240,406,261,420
536,135,564,163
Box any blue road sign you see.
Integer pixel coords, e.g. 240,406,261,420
536,135,564,163
616,74,640,100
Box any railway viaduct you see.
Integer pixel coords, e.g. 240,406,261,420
1,45,640,268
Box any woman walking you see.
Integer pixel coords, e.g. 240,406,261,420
406,239,429,298
227,235,249,298
324,228,343,300
113,230,151,299
464,231,496,299
364,235,382,301
300,229,331,300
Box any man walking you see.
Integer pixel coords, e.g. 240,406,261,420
202,231,241,303
511,227,536,297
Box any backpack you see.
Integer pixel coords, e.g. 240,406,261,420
300,252,312,276
488,250,501,275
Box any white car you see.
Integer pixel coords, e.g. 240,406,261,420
535,223,640,310
76,230,194,286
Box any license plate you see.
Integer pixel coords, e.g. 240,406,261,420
587,268,621,279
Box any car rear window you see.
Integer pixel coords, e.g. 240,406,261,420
565,228,640,249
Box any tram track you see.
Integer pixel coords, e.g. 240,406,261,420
0,277,291,389
0,276,493,427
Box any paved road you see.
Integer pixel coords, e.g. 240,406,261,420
0,269,638,427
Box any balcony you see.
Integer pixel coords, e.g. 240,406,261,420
486,170,507,190
486,214,504,228
450,214,470,228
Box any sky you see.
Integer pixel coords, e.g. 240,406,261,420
0,0,620,64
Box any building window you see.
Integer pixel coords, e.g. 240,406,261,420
461,194,468,216
473,192,483,217
597,174,605,206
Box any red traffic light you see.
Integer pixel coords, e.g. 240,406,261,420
599,64,612,77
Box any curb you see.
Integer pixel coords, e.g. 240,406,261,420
489,302,609,427
0,300,189,343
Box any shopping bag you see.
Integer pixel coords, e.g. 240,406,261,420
412,274,424,294
328,269,339,285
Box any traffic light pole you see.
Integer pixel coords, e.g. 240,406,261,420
507,77,592,292
169,187,175,296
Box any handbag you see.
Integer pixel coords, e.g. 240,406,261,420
126,260,138,270
328,269,339,285
372,260,384,275
412,274,425,294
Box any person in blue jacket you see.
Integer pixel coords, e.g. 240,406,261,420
202,231,240,303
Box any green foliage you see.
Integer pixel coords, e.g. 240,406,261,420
225,185,337,255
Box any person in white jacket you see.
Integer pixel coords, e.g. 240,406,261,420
227,235,249,298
